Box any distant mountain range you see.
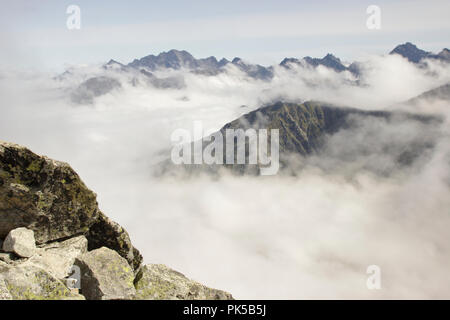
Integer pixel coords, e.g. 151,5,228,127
118,42,449,76
280,54,350,73
67,42,449,104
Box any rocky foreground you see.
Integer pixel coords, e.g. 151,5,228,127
0,140,233,300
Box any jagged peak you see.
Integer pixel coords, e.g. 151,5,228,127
280,57,301,66
323,53,340,61
232,57,244,64
105,59,122,65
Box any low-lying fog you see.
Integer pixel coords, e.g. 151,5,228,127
1,55,449,298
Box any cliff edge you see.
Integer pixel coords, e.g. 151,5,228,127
0,140,233,300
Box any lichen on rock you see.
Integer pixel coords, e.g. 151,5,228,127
0,264,84,300
0,141,99,243
74,247,136,300
23,235,88,280
134,264,233,300
86,212,143,271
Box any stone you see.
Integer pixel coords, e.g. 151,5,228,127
0,277,12,300
0,252,21,264
2,227,36,258
0,141,141,270
86,213,143,271
134,264,233,300
0,264,85,300
74,247,136,300
0,141,99,243
22,235,88,279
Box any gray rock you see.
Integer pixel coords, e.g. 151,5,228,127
74,247,136,300
0,277,12,300
0,141,99,243
134,264,233,300
0,264,85,300
86,213,143,271
0,252,21,264
22,235,88,279
2,227,36,258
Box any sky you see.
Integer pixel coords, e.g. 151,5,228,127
0,0,449,71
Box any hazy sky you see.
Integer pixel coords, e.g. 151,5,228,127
1,0,449,71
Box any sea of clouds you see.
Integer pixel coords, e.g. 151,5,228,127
1,54,449,298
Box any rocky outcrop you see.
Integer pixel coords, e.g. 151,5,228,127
0,263,85,300
134,264,233,300
0,141,99,243
2,227,36,258
86,213,142,271
0,140,142,269
0,141,233,300
25,235,88,279
74,247,136,300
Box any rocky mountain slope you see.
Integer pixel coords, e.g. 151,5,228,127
223,101,438,173
161,99,441,176
280,53,350,73
405,83,450,104
390,42,450,64
0,141,233,300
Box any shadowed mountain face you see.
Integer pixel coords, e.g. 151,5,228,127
128,49,217,70
221,101,436,156
71,76,121,104
390,42,450,63
222,101,359,156
160,101,441,177
280,54,349,73
230,58,274,80
405,83,450,103
128,49,272,80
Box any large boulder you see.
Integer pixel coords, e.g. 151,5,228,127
134,264,234,300
86,213,143,271
2,227,36,258
0,141,141,270
0,141,98,243
0,263,84,300
23,235,88,280
74,247,136,300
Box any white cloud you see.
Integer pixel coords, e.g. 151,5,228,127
0,54,449,298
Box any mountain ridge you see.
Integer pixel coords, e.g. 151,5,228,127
106,42,448,77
